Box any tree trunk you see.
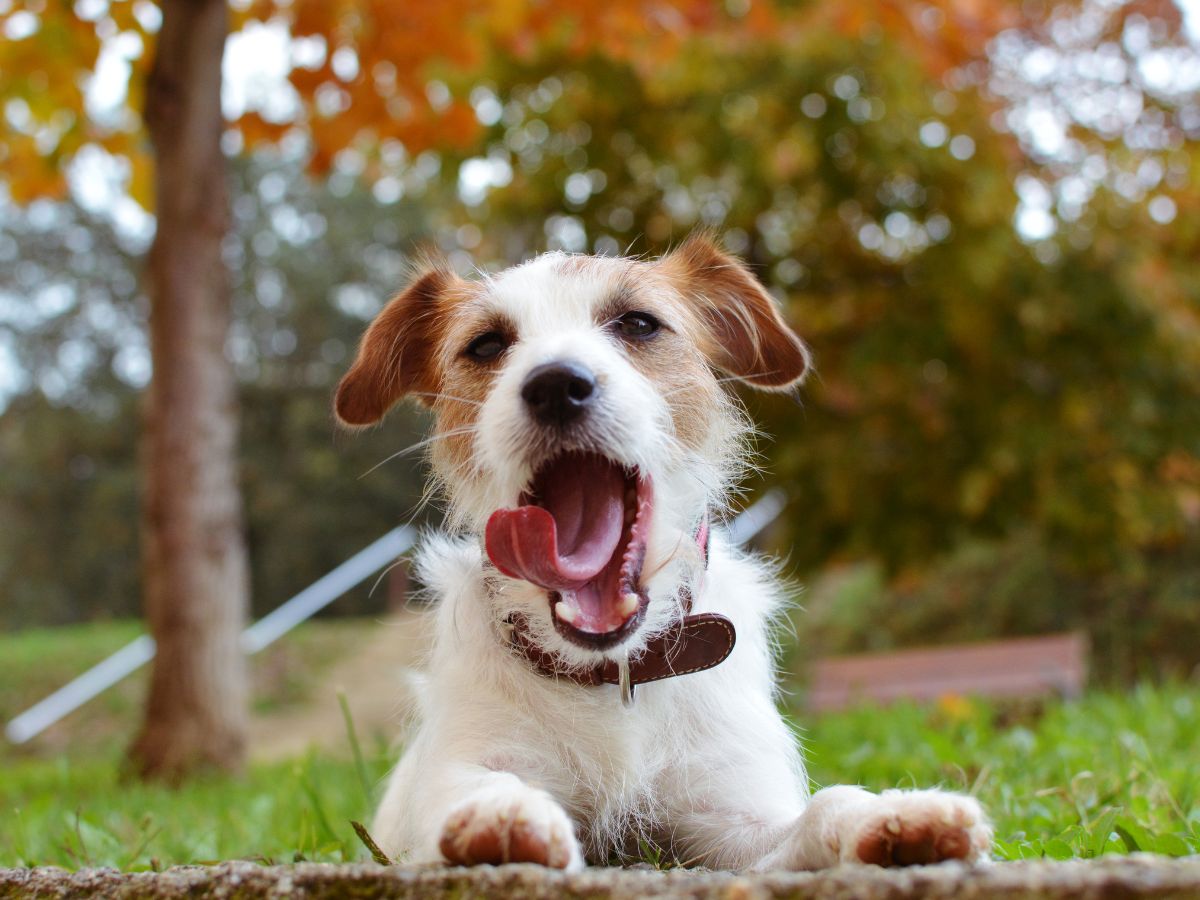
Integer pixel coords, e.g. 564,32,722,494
129,0,249,781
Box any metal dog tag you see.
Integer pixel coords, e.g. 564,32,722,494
618,652,635,708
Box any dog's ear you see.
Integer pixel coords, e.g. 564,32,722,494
661,233,810,390
335,268,452,425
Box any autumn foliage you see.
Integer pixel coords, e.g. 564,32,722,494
1,0,1027,201
2,0,1199,677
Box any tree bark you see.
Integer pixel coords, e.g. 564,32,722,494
128,0,249,781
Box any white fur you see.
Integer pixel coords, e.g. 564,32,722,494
370,252,992,870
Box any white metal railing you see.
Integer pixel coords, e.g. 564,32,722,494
5,526,415,744
725,488,787,547
239,526,415,654
5,490,788,745
5,636,158,744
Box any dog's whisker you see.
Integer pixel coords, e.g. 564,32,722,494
409,391,484,407
410,477,446,520
368,558,409,599
658,374,749,402
358,426,479,479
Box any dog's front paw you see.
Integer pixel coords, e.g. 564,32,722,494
847,790,992,867
438,781,584,870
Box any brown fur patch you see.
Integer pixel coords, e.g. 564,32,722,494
334,268,458,426
659,233,810,390
854,816,973,867
429,303,517,480
597,270,722,452
438,801,574,868
333,264,508,483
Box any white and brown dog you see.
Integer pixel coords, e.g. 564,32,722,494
336,235,991,871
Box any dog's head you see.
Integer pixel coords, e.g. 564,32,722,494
336,235,808,658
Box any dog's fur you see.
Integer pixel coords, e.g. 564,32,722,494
336,235,992,870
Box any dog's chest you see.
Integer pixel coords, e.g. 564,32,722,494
526,683,684,807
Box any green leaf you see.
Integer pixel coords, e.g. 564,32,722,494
1088,808,1121,857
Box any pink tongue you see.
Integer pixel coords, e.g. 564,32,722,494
486,454,625,591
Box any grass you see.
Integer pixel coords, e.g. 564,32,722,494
0,621,145,743
1,622,1198,870
1,749,389,869
797,687,1200,860
0,619,379,764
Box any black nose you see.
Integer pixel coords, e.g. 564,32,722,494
521,361,597,426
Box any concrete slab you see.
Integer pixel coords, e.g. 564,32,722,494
4,857,1200,900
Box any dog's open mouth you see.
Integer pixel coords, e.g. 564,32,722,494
485,452,653,648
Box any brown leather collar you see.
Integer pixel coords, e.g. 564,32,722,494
502,514,737,695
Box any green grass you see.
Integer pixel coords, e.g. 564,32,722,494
0,619,392,869
0,622,145,723
799,687,1200,860
0,619,379,765
1,749,389,869
2,621,1198,868
2,682,1198,869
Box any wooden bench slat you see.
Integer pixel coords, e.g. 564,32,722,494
807,632,1088,711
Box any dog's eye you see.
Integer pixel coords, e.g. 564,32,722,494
614,311,660,340
465,332,508,362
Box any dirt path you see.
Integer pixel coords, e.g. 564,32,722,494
248,607,435,760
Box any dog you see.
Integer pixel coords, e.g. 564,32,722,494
335,234,992,871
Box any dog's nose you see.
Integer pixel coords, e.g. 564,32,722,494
521,361,597,426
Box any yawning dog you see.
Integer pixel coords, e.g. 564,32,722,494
336,234,992,870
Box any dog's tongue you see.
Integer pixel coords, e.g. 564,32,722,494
486,454,625,591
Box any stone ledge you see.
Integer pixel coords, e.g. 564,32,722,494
3,856,1200,900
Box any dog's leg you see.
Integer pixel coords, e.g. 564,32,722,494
753,785,993,870
373,755,585,870
663,715,991,871
658,713,807,870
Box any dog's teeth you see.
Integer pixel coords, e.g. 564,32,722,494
618,592,640,617
554,601,579,625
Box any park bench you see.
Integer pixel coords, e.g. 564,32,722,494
807,631,1089,712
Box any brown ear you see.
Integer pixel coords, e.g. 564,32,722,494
662,234,810,390
334,269,450,425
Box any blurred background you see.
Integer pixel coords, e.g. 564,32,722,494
2,0,1199,775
